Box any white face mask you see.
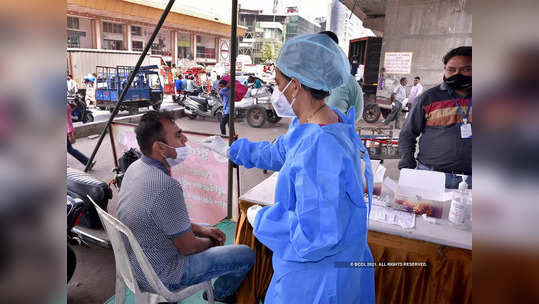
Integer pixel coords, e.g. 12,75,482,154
270,80,297,117
162,144,191,167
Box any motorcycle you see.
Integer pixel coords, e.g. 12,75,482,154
67,195,84,283
68,92,94,123
173,86,203,106
182,91,223,121
66,168,114,282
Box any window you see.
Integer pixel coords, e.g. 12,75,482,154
103,22,123,34
67,16,79,29
67,17,91,48
131,26,141,36
177,32,193,59
264,29,272,39
132,40,143,51
67,30,85,48
150,30,170,55
195,35,216,59
103,39,123,50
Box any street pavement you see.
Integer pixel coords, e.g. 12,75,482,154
66,110,399,304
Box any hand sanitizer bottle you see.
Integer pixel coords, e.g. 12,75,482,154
448,175,471,229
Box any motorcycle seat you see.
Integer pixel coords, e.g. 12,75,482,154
67,168,112,229
67,168,112,201
190,96,208,105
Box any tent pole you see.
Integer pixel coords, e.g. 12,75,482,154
227,0,238,219
84,0,176,172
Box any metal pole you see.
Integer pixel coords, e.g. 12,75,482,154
84,0,176,172
349,0,359,20
227,0,238,219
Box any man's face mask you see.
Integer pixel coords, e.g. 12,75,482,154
443,73,472,91
161,143,191,167
270,80,297,118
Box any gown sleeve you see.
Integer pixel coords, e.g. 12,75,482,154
253,132,357,262
229,136,287,171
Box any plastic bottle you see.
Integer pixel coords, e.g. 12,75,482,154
448,175,471,229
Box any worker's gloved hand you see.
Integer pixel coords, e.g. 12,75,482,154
200,136,230,159
247,205,263,226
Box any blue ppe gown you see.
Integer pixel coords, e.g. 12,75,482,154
229,107,375,304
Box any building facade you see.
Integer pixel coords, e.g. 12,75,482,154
238,8,320,64
328,0,374,55
66,0,245,80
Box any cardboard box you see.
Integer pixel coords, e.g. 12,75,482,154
389,169,450,218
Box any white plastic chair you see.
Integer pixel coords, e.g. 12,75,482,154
88,196,214,304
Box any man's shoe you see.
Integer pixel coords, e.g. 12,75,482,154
203,291,237,303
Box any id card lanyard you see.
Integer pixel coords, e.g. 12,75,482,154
451,94,472,138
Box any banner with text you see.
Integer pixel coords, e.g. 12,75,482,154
110,122,228,225
383,52,413,74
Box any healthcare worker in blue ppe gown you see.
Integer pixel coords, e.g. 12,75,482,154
202,34,375,304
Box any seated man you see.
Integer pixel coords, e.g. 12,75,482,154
117,111,254,303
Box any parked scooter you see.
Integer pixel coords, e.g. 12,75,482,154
183,91,223,120
173,86,203,106
68,92,94,123
67,195,84,283
66,168,112,254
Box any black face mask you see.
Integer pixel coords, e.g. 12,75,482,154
443,74,472,90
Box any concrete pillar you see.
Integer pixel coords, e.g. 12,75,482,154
215,37,219,61
376,0,472,97
92,19,102,49
126,24,132,51
172,31,178,65
192,33,197,61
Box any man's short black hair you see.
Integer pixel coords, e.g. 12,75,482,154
443,46,472,65
219,80,227,86
400,77,407,83
216,75,221,80
318,31,339,44
414,76,420,80
135,110,175,155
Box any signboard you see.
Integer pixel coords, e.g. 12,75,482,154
224,62,243,72
110,122,230,225
383,52,413,74
220,39,230,62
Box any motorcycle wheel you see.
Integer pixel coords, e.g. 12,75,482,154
247,105,267,128
267,109,281,123
83,112,94,123
67,246,76,283
187,113,197,119
363,104,381,123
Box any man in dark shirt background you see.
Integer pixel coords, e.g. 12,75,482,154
398,46,472,189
